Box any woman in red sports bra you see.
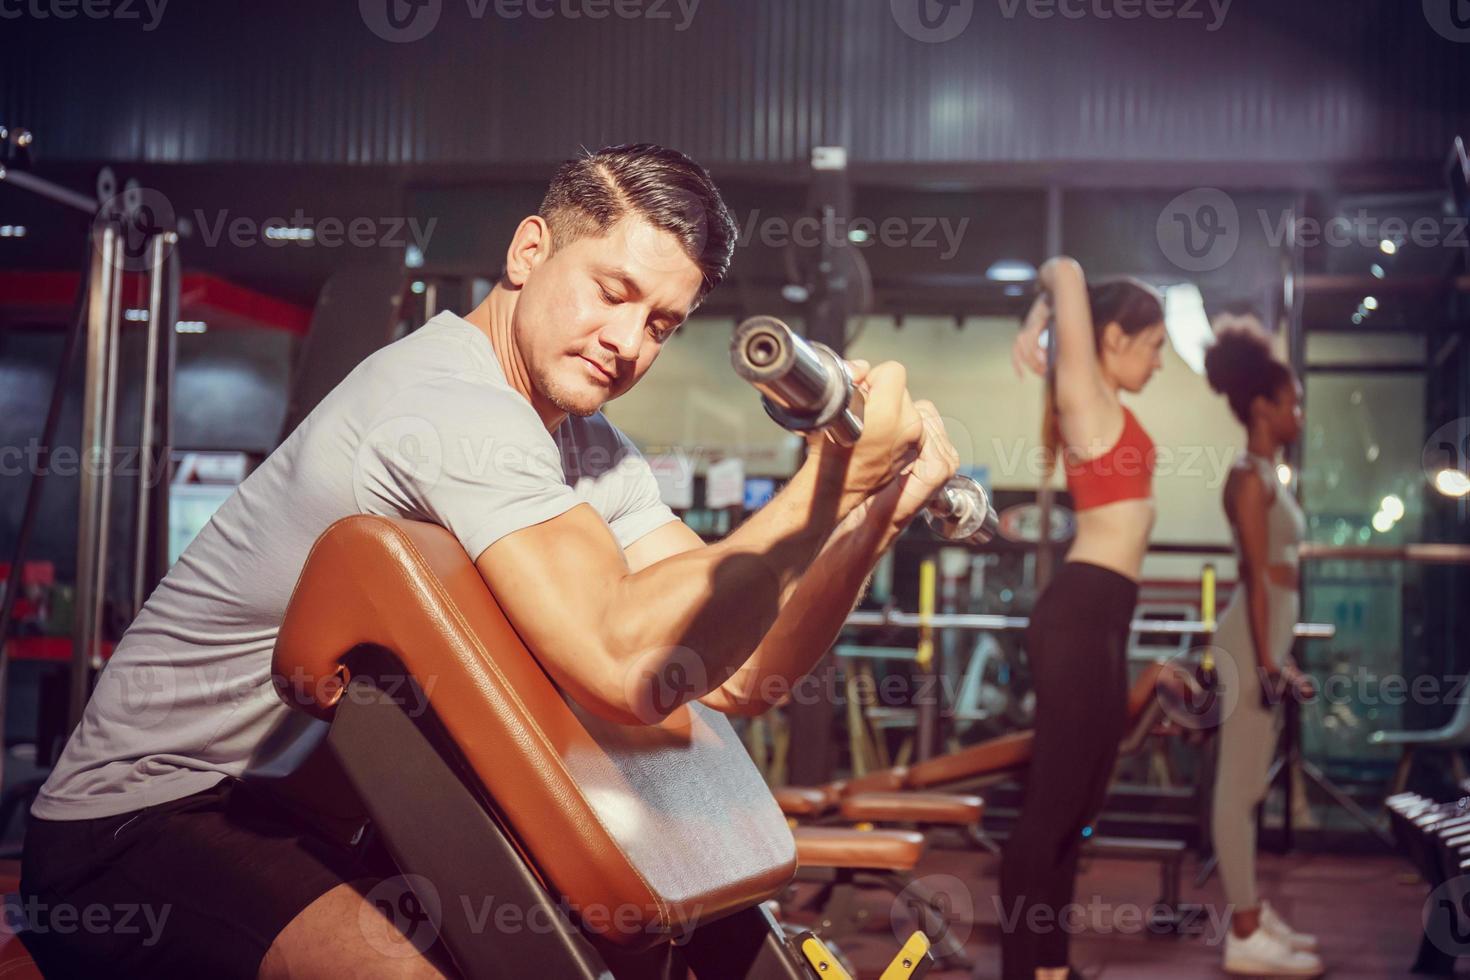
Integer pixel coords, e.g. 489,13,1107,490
1002,257,1167,980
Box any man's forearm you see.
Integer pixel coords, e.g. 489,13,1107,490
701,497,902,715
605,456,865,705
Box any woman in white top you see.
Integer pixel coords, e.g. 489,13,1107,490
1204,323,1323,977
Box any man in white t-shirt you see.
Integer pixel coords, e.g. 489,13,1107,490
20,143,959,979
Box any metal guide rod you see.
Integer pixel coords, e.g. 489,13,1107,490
93,237,123,678
73,223,120,730
844,609,1335,639
133,233,170,615
0,164,97,214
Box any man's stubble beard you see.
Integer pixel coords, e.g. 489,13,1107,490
532,357,601,419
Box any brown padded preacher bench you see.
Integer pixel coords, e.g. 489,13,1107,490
267,515,936,978
0,516,941,978
0,516,943,978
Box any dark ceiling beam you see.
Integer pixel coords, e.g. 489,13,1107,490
8,157,1453,197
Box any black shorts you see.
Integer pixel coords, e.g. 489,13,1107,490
18,776,391,979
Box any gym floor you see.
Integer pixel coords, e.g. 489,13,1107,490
0,738,1433,977
788,847,1439,979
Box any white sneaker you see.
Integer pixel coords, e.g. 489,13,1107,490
1224,927,1324,976
1262,900,1320,953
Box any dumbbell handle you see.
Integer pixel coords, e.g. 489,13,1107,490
730,316,997,545
926,475,1000,545
730,315,864,445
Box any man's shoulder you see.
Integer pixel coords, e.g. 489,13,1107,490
359,316,496,384
348,330,535,428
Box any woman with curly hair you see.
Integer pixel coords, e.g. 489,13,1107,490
1203,321,1323,977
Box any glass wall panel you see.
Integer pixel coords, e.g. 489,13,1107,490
1299,370,1428,809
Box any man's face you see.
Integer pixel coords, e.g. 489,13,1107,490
513,214,704,418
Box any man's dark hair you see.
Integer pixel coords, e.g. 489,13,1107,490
539,143,737,301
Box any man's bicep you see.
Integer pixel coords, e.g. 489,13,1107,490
622,518,705,573
473,503,635,719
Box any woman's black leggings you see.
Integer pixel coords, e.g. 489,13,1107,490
999,561,1138,979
